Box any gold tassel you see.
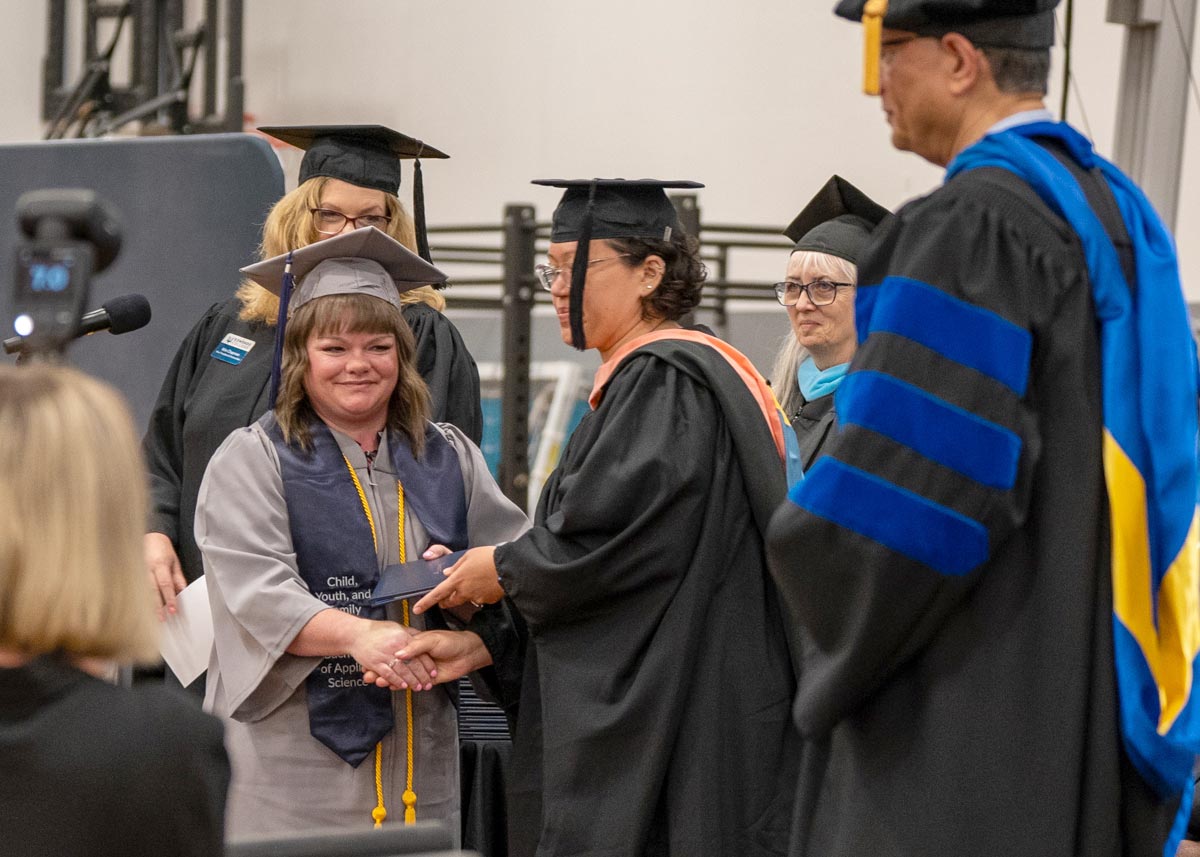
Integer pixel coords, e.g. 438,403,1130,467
372,742,387,827
399,488,417,825
863,0,888,95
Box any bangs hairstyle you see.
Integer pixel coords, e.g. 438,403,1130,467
274,293,431,454
770,249,858,418
237,175,445,323
0,365,158,663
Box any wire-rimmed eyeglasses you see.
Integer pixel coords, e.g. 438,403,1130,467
772,279,853,307
534,254,633,291
310,208,393,235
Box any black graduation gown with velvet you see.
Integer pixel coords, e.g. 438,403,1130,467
766,161,1177,857
143,296,482,584
478,337,798,857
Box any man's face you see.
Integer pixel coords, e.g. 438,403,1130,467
878,29,954,165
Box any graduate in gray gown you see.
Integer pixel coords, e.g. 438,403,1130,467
196,228,529,839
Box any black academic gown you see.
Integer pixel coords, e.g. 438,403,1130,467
767,163,1177,856
0,655,229,857
143,296,482,585
482,337,798,857
790,392,837,471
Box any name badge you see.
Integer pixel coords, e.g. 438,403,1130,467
212,333,256,366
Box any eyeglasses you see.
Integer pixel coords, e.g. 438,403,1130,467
772,280,853,307
310,208,393,235
880,34,933,67
534,254,633,291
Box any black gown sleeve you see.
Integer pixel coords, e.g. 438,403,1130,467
492,353,723,630
466,599,528,724
767,173,1083,735
402,302,483,444
141,302,226,542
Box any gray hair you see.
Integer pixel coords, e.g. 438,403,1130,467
980,46,1051,95
768,250,858,418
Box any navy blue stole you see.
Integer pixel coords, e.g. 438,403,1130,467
264,415,469,767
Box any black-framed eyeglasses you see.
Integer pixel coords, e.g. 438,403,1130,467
534,254,633,291
772,279,853,307
310,208,393,235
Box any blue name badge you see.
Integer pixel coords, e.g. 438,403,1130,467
211,333,256,366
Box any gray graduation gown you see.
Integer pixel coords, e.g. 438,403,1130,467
196,420,529,839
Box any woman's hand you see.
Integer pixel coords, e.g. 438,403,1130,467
423,544,451,560
412,546,504,615
348,620,437,691
365,630,493,686
145,532,187,620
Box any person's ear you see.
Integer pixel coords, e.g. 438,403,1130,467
642,255,665,290
941,32,985,97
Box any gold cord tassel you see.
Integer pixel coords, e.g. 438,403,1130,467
398,486,417,824
343,458,416,827
401,597,417,824
863,0,888,95
372,742,387,827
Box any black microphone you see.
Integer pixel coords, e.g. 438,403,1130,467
4,293,152,354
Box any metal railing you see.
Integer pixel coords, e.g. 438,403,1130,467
426,196,789,505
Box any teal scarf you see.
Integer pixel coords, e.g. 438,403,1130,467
797,357,849,402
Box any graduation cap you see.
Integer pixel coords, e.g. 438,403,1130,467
784,175,890,265
835,0,1059,94
533,178,704,350
239,226,448,406
258,124,449,263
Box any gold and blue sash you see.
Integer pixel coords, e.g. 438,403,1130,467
949,122,1200,850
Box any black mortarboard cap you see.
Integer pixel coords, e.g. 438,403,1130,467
259,124,449,263
532,178,704,350
784,175,890,265
835,0,1059,48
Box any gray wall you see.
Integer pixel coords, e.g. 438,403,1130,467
0,134,284,428
1,2,1196,384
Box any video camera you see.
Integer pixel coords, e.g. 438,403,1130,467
8,189,129,360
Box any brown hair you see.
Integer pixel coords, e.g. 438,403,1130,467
274,294,431,455
237,175,445,323
0,365,159,663
603,234,707,323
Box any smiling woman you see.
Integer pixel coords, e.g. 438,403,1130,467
143,126,484,632
195,230,529,839
276,292,422,454
305,329,400,437
770,175,889,471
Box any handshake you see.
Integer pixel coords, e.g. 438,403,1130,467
357,544,504,692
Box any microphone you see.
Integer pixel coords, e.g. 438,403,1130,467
4,293,152,354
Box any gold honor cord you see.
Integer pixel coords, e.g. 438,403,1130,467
340,455,417,828
863,0,888,95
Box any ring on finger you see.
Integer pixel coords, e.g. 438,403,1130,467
387,658,398,669
469,600,483,608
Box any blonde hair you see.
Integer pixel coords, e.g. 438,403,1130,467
275,294,431,456
770,250,858,417
0,365,159,663
237,175,446,323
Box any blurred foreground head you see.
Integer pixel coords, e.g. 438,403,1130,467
0,365,158,663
